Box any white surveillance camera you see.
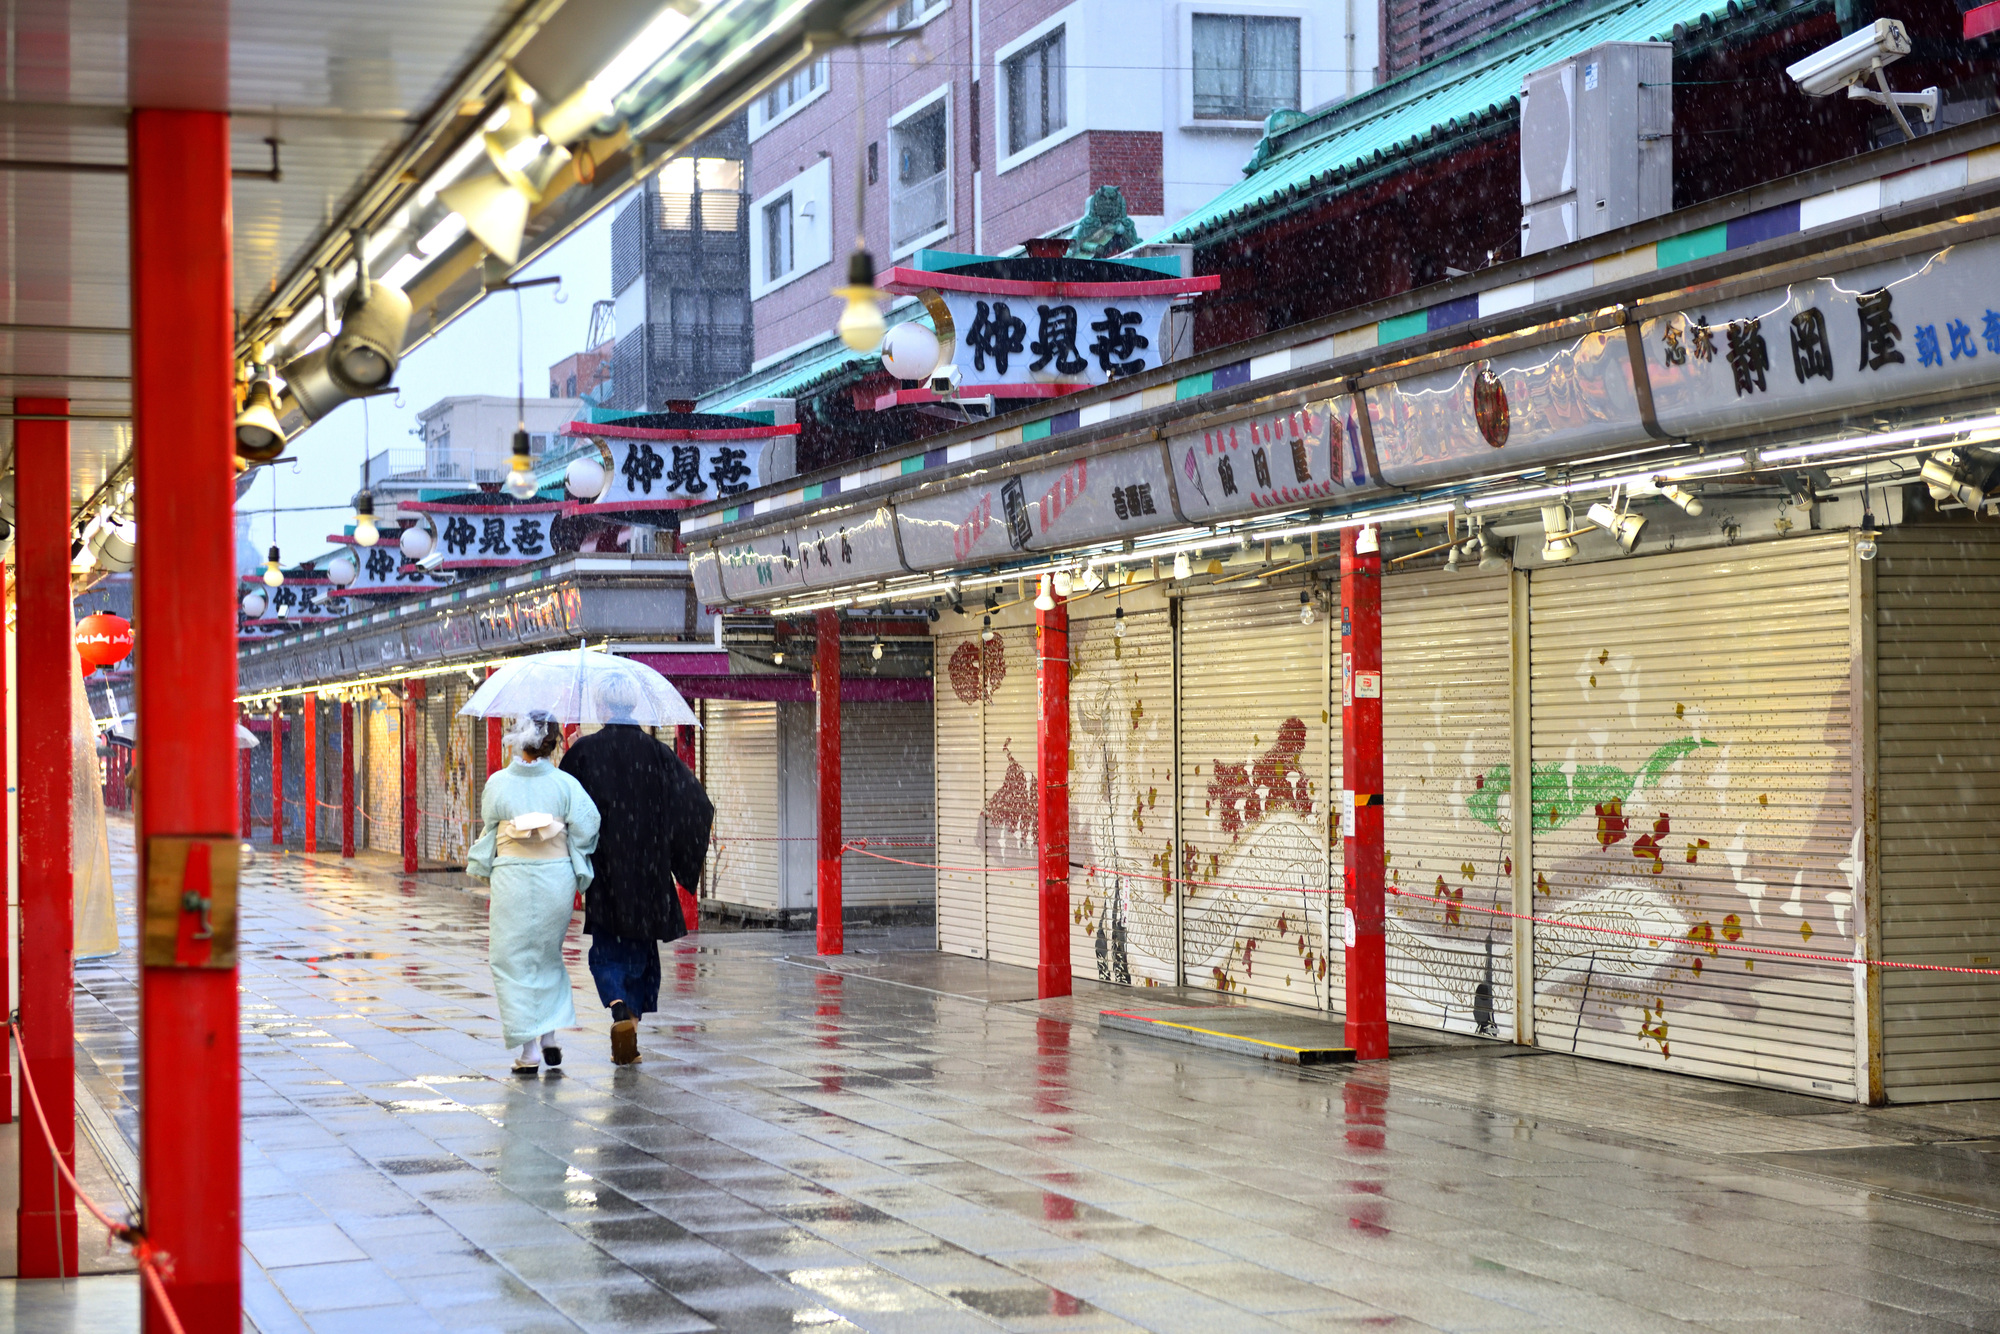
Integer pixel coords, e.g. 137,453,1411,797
930,363,961,396
1786,19,1910,97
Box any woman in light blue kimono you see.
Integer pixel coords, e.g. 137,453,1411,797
467,712,602,1074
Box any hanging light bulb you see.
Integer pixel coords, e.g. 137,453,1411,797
504,428,539,500
1033,574,1056,612
262,546,285,587
235,373,288,462
773,649,785,666
1113,605,1127,638
241,589,268,619
870,640,884,661
399,517,436,562
833,250,886,352
1299,589,1315,625
1857,513,1880,561
981,614,994,643
352,490,380,547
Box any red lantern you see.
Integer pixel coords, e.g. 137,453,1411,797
76,613,134,668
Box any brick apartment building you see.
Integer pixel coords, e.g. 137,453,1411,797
744,0,1379,360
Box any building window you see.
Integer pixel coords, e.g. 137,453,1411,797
893,0,947,28
1004,28,1066,156
890,98,949,250
763,195,795,283
658,156,744,232
761,57,828,123
1191,14,1299,121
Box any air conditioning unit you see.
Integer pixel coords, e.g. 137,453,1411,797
1520,42,1673,257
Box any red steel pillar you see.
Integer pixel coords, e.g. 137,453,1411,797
16,397,76,1275
486,716,503,778
1341,527,1388,1059
1036,587,1071,999
402,681,422,873
301,695,316,853
813,610,842,955
269,703,284,847
239,723,251,839
0,556,13,1124
132,108,241,1329
340,699,355,858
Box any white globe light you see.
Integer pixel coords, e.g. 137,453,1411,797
327,553,359,587
240,590,268,618
567,456,609,501
881,322,942,382
399,522,435,561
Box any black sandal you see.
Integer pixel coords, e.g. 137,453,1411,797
541,1045,562,1068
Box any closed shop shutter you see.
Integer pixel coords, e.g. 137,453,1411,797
364,696,401,854
418,689,453,867
842,700,935,907
1875,529,2000,1101
1069,591,1175,987
1179,579,1336,1009
439,681,478,865
980,622,1041,970
1529,535,1856,1097
704,701,781,909
935,628,987,958
1382,569,1517,1038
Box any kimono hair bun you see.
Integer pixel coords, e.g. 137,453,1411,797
503,711,563,757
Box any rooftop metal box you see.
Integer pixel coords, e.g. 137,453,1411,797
1520,42,1673,257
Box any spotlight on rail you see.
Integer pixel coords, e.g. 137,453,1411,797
1922,451,1987,512
235,375,288,462
1541,505,1577,563
1587,501,1646,553
1657,479,1704,516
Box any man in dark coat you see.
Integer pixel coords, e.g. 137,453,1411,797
559,677,713,1064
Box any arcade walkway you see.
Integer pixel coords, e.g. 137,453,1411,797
24,817,2000,1332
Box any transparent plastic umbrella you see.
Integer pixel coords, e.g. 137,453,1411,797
457,646,699,727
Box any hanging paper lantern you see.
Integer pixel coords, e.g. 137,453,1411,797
78,654,96,677
566,455,609,501
75,612,134,668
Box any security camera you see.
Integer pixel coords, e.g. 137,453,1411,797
1786,20,1910,97
1786,19,1937,137
930,363,961,396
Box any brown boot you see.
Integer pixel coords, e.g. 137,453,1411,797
609,1000,641,1065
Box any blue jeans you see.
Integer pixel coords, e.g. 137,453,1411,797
588,935,661,1017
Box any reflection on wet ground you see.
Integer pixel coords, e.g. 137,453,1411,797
36,820,2000,1332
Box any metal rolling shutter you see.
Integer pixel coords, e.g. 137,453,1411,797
1178,579,1336,1010
934,628,987,958
440,681,478,865
1876,529,2000,1101
418,690,452,867
1382,569,1517,1039
980,621,1041,970
841,700,935,908
1068,594,1175,988
364,696,401,855
1529,535,1857,1097
703,701,781,910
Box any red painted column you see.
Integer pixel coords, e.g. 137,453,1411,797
1036,588,1071,999
341,699,355,858
133,108,241,1331
813,610,842,955
0,556,14,1124
269,705,284,846
486,716,503,778
1342,527,1388,1059
15,397,76,1275
675,723,696,770
402,680,421,873
301,695,316,853
239,725,252,839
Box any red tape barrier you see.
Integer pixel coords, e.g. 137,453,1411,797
9,1021,187,1334
842,846,2000,980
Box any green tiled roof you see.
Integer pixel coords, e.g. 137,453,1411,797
703,300,927,412
1150,0,1760,246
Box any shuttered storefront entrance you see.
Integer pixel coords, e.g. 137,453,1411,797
704,700,781,910
1381,569,1517,1038
980,622,1041,969
1068,589,1174,987
363,695,401,854
416,683,478,868
842,700,936,909
1875,528,2000,1101
1179,580,1335,1009
1528,535,1858,1097
934,626,987,958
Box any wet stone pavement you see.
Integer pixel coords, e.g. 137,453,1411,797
48,818,2000,1333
